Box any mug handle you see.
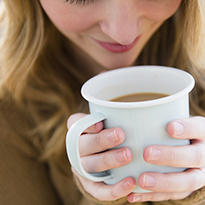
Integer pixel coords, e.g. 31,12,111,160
66,112,113,181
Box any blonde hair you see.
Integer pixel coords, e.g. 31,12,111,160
0,0,87,160
0,0,205,160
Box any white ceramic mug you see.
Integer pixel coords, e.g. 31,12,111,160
66,65,195,193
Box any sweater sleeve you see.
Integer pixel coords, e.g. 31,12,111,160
152,187,205,205
0,123,62,205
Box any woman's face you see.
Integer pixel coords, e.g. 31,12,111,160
39,0,182,69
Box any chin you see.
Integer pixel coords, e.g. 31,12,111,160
97,57,137,70
90,49,140,70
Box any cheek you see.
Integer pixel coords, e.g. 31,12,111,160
143,0,182,21
39,0,94,33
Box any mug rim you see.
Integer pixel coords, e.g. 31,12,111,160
81,65,195,108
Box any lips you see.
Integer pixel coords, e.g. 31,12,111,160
93,36,140,53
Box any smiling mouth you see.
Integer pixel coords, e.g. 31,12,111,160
93,36,141,53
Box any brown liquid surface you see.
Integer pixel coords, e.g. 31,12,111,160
110,92,168,102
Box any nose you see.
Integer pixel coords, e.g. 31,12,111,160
99,1,141,45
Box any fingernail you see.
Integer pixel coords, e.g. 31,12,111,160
116,149,129,162
122,180,135,190
134,194,142,202
149,148,161,161
143,175,156,187
107,129,119,142
173,122,184,135
94,122,102,131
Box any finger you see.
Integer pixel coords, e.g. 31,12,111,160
85,178,136,201
81,147,132,173
79,127,125,156
137,168,205,193
167,116,205,140
67,113,103,133
74,169,136,202
143,142,205,167
128,191,191,203
99,70,107,74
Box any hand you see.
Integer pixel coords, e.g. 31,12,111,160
67,113,136,201
128,116,205,203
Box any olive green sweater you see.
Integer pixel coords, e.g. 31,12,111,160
1,93,205,205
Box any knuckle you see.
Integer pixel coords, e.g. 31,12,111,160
101,153,111,169
81,157,89,172
95,133,103,147
195,116,205,123
188,119,196,133
169,148,178,165
110,189,120,200
148,193,156,201
194,145,205,167
189,116,205,138
163,174,171,190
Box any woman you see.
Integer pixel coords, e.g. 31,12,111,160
0,0,205,204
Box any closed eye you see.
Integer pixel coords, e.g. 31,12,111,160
65,0,94,5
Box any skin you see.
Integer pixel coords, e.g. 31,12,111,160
39,0,205,203
40,0,182,69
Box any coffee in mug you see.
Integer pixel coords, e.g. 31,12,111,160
110,92,169,102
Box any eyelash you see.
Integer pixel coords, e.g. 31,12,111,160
65,0,94,5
